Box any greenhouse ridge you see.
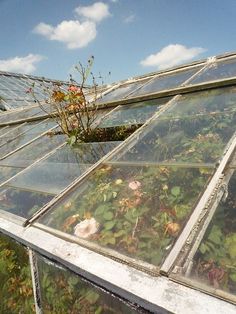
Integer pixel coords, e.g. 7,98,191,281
0,52,236,313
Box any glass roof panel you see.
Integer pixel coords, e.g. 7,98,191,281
181,171,236,298
0,166,20,185
7,142,120,195
0,122,37,145
0,120,56,159
97,80,149,103
111,87,236,166
130,67,200,97
0,142,120,218
0,134,66,168
37,254,139,313
97,97,171,128
189,58,236,85
0,126,9,137
0,106,42,124
38,163,213,267
0,186,54,218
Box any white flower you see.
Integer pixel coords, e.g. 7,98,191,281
74,218,99,238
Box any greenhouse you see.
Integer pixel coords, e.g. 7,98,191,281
0,52,236,313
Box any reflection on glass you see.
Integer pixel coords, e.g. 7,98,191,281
98,98,170,128
0,233,35,313
0,134,66,168
189,58,236,84
187,172,236,297
98,80,149,103
39,164,212,267
7,142,120,194
0,122,36,146
0,120,56,159
131,67,199,97
0,106,42,124
162,86,236,118
37,254,140,314
0,186,53,218
0,166,20,185
112,87,236,165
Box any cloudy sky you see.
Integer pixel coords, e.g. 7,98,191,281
0,0,235,83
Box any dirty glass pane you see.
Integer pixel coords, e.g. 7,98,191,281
98,97,170,128
185,171,236,297
37,254,141,314
113,113,236,165
0,134,66,167
161,86,236,119
7,142,120,195
132,67,200,97
39,164,213,267
0,126,9,137
112,88,236,166
189,58,236,85
0,122,37,145
0,233,35,313
0,166,20,185
0,106,42,124
98,80,149,103
0,186,53,218
0,120,56,159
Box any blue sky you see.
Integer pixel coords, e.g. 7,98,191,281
0,0,236,84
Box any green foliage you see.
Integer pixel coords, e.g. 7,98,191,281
193,175,236,295
42,165,212,266
0,233,35,313
38,256,137,314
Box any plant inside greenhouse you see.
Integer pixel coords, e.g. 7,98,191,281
0,53,235,314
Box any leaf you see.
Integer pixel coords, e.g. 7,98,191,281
199,243,207,254
85,291,99,304
68,135,76,146
103,211,114,220
171,186,181,197
229,272,236,282
104,221,116,230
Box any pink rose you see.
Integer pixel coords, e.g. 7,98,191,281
128,180,141,190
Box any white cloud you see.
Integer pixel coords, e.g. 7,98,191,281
140,44,206,69
34,20,97,49
123,14,135,24
0,54,43,74
75,2,111,23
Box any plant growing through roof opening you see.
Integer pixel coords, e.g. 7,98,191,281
29,56,106,145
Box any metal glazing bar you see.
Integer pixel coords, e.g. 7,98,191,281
28,249,43,314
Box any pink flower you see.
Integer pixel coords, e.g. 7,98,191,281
74,218,99,238
128,180,141,190
68,85,79,92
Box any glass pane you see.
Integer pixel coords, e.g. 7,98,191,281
132,67,200,97
112,88,236,165
98,97,170,128
0,166,20,185
0,120,56,159
39,164,213,267
0,122,36,145
162,86,236,119
0,233,35,313
0,126,9,137
0,134,66,168
98,80,149,103
190,58,236,85
184,171,236,297
0,106,42,123
7,142,120,195
0,186,53,218
37,254,140,313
